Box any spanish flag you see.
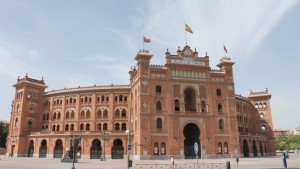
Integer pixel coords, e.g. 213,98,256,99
185,24,193,34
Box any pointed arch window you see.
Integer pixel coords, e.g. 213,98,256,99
86,123,90,131
57,124,60,131
174,99,180,111
156,101,162,112
115,123,120,130
97,109,102,118
216,89,222,96
201,101,206,112
57,112,61,119
70,124,74,131
27,120,33,129
52,125,56,131
121,109,126,117
219,119,224,130
103,109,108,118
156,118,162,129
80,124,84,131
80,110,85,118
97,123,101,130
115,109,120,117
66,111,70,119
53,112,57,120
218,103,223,112
121,123,126,130
71,111,75,119
86,110,91,118
65,124,69,131
103,123,108,130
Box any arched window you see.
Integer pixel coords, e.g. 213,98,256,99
115,109,120,117
80,124,84,131
218,142,222,154
216,89,222,96
84,96,88,103
156,118,162,129
261,125,266,132
15,118,18,127
115,123,120,130
263,102,267,108
53,112,57,119
114,96,118,102
89,97,92,102
52,125,56,131
154,142,159,155
121,123,126,130
219,119,224,130
42,114,46,121
57,112,61,119
70,98,73,103
160,142,166,155
201,101,206,112
28,120,33,129
71,111,75,119
46,113,49,120
65,124,69,131
103,109,108,118
86,123,90,131
57,125,60,131
255,103,259,108
259,113,265,120
124,96,127,102
101,96,105,102
184,88,196,112
29,104,34,113
86,110,91,118
103,123,108,130
80,110,85,118
121,109,126,117
97,123,101,130
97,109,102,118
106,97,109,102
16,104,20,112
156,85,161,94
70,124,74,131
174,99,180,111
156,101,162,111
218,103,223,112
119,95,123,101
66,111,70,119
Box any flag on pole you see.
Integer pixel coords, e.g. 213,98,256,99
185,24,193,34
143,36,151,43
223,45,228,54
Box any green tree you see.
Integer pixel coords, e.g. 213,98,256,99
0,122,9,148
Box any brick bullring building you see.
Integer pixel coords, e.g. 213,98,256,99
6,45,276,159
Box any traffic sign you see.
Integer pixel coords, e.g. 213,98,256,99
128,145,131,151
194,142,198,155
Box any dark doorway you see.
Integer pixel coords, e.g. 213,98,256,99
39,139,47,158
28,140,34,157
243,139,249,157
54,139,63,158
112,139,124,159
183,123,200,159
90,139,102,159
253,140,258,157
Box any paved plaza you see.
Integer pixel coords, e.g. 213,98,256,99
0,155,299,169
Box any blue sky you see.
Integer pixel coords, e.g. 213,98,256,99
0,0,299,130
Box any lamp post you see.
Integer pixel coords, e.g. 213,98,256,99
70,133,80,169
100,131,110,161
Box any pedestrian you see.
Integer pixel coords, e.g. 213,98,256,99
171,156,174,168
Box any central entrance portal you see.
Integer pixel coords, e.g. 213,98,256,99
183,123,200,159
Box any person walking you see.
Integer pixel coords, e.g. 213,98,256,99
171,156,174,169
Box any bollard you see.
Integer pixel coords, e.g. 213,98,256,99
226,161,230,169
282,153,287,168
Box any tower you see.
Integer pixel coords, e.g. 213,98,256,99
6,74,47,157
248,89,275,155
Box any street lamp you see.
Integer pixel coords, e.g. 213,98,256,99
70,133,80,169
100,131,110,161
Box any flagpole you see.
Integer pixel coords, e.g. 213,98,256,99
185,30,187,45
143,36,144,50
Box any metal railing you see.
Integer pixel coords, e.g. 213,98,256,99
136,163,228,169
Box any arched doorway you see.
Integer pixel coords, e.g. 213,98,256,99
253,140,258,157
28,140,34,157
243,139,249,157
259,141,263,156
54,139,63,158
183,123,200,159
39,139,47,158
184,88,196,112
90,139,102,159
112,139,124,159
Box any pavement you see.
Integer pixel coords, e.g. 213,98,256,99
0,155,299,169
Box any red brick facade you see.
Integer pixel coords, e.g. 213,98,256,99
6,45,275,159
